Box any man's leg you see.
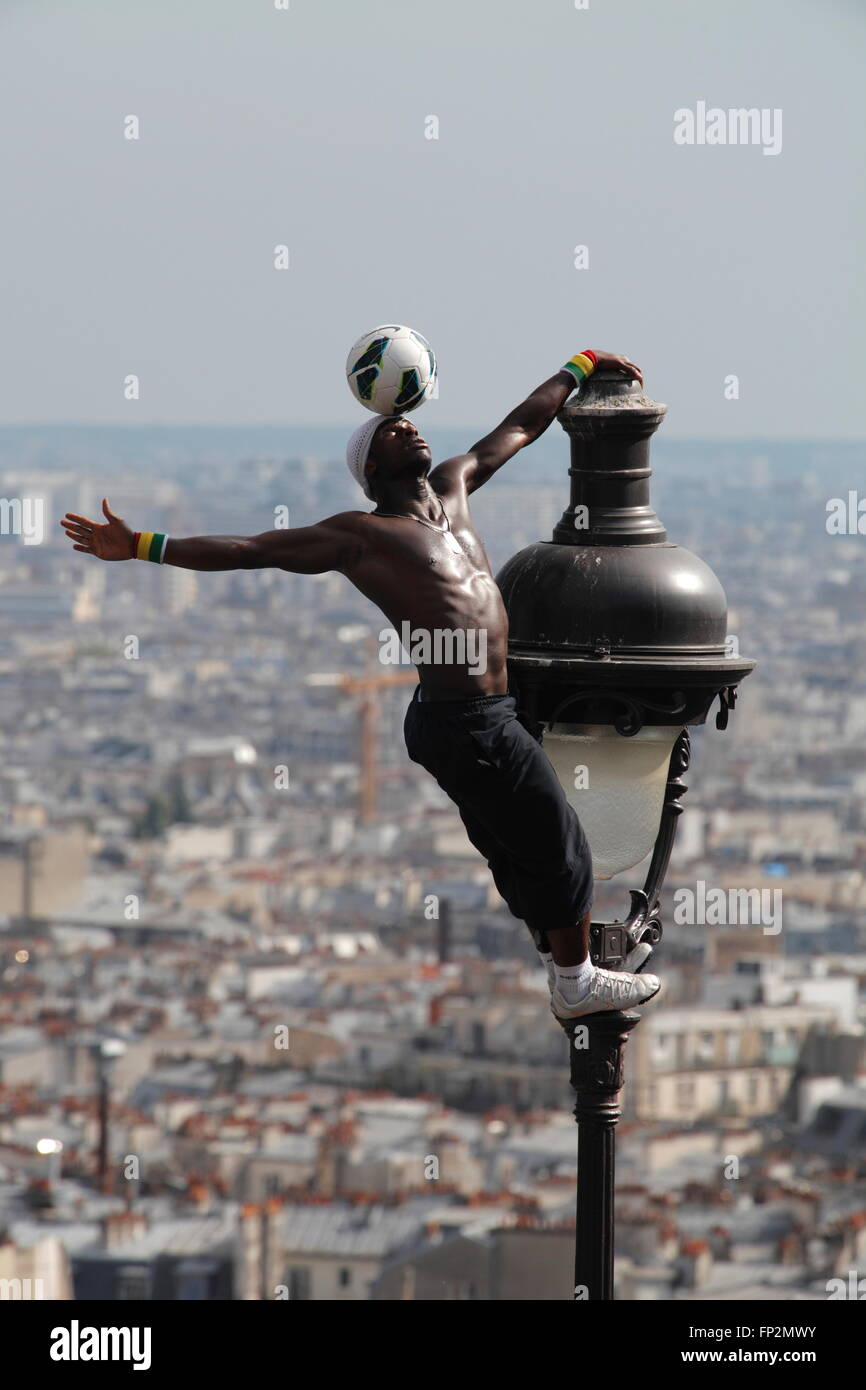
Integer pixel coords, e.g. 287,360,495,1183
456,791,639,973
455,713,653,982
547,907,591,965
462,720,660,1016
452,801,553,978
454,757,659,1016
404,695,660,1018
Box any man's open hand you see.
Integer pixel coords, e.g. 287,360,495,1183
60,498,135,561
591,351,643,386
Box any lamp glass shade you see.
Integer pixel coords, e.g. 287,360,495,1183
542,723,682,880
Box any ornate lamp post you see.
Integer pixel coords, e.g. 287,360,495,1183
495,371,755,1299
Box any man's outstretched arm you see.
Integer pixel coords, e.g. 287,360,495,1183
60,499,362,574
432,349,642,496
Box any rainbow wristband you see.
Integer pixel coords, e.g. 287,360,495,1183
562,349,598,384
132,530,168,563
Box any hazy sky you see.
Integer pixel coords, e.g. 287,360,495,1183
1,0,863,437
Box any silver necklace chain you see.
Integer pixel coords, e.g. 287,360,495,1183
374,496,476,575
374,495,460,545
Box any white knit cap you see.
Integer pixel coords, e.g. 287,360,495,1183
346,414,400,499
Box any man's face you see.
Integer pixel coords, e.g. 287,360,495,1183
366,416,432,495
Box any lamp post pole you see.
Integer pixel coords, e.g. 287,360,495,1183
569,1012,639,1300
97,1064,110,1192
495,371,755,1300
90,1038,126,1195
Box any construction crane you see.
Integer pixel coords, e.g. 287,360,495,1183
307,637,417,823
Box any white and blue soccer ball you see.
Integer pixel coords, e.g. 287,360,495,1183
346,324,437,416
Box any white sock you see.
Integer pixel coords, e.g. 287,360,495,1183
553,957,593,1004
538,950,554,976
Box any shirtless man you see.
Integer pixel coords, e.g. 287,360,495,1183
61,349,661,1023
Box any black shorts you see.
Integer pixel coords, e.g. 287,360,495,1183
403,686,593,950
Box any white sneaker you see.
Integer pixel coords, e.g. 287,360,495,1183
550,965,661,1020
625,939,653,973
543,941,652,995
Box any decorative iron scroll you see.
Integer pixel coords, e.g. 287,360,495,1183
546,688,688,738
715,685,738,730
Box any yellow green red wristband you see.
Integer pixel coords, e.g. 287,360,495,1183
562,350,598,384
133,530,168,562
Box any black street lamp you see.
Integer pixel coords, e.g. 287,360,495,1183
88,1037,127,1194
495,371,755,1300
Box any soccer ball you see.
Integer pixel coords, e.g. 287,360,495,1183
346,324,437,416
